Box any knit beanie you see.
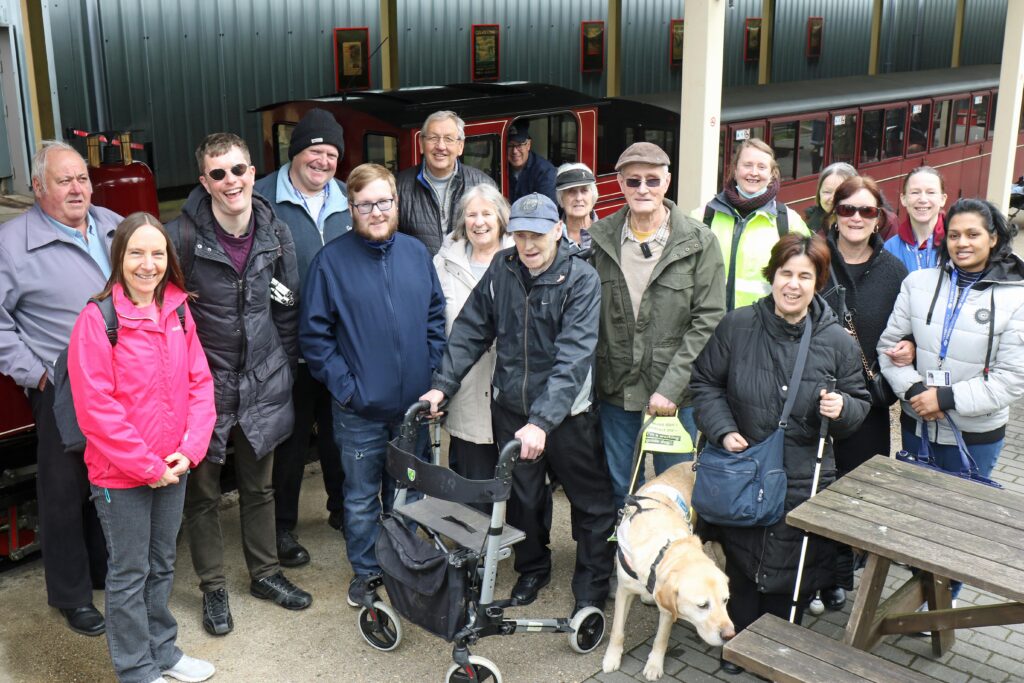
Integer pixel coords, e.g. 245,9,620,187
288,108,345,160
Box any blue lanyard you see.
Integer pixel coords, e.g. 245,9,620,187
913,236,934,271
938,269,977,365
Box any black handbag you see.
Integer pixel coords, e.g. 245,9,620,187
691,314,813,527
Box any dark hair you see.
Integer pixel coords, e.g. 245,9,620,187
95,212,188,308
828,175,891,233
941,198,1016,265
195,132,250,175
762,233,831,292
902,165,945,194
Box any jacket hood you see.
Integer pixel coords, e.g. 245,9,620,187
755,293,836,339
181,184,277,229
111,282,189,318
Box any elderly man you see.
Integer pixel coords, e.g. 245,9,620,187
0,141,115,635
254,108,351,567
507,121,557,205
300,163,446,607
589,142,726,508
168,133,310,637
422,193,615,614
397,110,496,255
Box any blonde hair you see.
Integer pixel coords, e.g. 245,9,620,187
729,138,780,182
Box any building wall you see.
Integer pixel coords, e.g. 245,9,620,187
876,0,956,73
771,0,875,82
960,0,1006,66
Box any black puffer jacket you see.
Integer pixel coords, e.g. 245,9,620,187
167,187,300,461
690,295,870,594
432,239,600,433
396,161,496,255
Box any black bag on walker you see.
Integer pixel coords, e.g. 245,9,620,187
375,514,467,641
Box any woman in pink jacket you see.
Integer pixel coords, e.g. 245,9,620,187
69,212,216,683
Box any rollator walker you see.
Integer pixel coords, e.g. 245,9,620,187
352,401,606,682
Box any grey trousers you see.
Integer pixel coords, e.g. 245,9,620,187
182,426,278,592
92,479,186,683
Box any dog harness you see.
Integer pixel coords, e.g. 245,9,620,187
615,484,695,594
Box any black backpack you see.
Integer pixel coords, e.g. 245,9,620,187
52,297,186,453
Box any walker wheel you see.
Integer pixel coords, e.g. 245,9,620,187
357,601,403,651
445,655,503,682
568,606,606,654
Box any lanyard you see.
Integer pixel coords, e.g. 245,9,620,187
913,236,934,271
938,269,977,366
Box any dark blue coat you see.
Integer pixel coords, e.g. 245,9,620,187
299,230,446,422
509,152,557,205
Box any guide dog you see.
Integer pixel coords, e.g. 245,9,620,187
601,463,734,681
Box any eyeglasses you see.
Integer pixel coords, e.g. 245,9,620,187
835,204,880,219
508,141,530,151
423,134,461,146
352,198,395,215
205,163,249,181
623,177,663,189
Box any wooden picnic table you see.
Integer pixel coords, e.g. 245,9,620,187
787,455,1024,656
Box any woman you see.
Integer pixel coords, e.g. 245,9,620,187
702,138,810,310
804,161,857,233
68,213,216,683
555,162,598,249
691,234,869,675
884,166,948,272
433,184,513,488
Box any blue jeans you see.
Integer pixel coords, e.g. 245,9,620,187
333,404,428,577
599,401,697,509
92,478,187,683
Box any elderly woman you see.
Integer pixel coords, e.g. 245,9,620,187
555,162,598,249
884,166,948,273
433,184,514,486
701,138,810,310
690,233,869,675
805,162,857,233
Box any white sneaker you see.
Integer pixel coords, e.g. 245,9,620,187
148,678,169,683
808,593,825,616
162,654,215,682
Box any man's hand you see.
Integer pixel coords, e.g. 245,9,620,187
419,389,447,418
884,340,916,367
819,389,844,420
909,387,944,421
514,423,547,460
647,392,677,417
37,373,47,391
149,467,180,488
165,452,190,477
722,432,748,452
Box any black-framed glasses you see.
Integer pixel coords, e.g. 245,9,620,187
352,198,395,215
623,177,663,189
205,163,249,181
835,204,880,219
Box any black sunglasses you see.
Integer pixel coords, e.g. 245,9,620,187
205,163,249,181
623,177,663,189
835,203,880,219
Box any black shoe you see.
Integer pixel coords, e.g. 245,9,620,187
202,588,233,636
572,600,605,617
276,529,310,568
823,585,847,611
327,509,344,532
250,571,313,610
719,656,744,675
346,574,382,608
511,574,550,606
59,605,105,636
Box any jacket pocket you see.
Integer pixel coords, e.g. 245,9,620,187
253,348,292,417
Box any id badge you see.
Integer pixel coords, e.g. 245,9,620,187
926,369,951,387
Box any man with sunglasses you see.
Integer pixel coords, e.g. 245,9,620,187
168,132,310,637
588,142,726,509
396,110,496,255
507,120,557,205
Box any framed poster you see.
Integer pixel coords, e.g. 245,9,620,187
471,24,500,82
333,27,370,91
806,17,824,59
669,19,684,68
580,21,605,73
744,18,762,64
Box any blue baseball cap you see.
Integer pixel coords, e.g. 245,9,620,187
508,193,560,233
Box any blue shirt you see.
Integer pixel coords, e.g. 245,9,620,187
44,212,111,278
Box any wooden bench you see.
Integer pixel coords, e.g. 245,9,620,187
723,614,933,683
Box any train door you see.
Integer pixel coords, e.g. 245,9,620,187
502,112,582,201
964,91,994,200
826,108,858,167
856,103,907,206
927,96,964,200
766,114,825,211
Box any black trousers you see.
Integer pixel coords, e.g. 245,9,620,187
448,436,499,514
29,383,107,608
834,404,891,475
491,402,616,603
272,363,344,531
724,552,807,633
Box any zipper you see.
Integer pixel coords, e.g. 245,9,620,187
381,251,402,397
520,282,530,413
754,527,769,589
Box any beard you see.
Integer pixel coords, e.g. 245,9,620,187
353,212,399,242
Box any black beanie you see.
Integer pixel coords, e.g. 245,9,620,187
288,108,345,160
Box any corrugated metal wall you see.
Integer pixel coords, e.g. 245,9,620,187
618,0,683,96
48,0,98,139
877,0,956,73
771,0,874,82
960,0,1006,66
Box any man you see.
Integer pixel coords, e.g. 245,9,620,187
507,121,557,205
254,108,351,567
168,133,311,637
0,141,115,636
300,163,446,605
422,193,615,615
396,110,496,255
588,142,726,508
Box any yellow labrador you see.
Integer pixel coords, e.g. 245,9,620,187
601,463,735,681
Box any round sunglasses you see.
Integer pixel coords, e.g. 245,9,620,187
835,203,880,219
205,163,249,181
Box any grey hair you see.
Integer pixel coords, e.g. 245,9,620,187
815,162,858,204
452,183,510,241
421,110,466,140
555,162,599,209
32,140,85,194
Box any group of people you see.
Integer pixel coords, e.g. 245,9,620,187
1,102,1022,683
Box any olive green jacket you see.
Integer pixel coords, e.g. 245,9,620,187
589,200,726,411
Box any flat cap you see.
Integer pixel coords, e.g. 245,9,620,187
614,142,671,171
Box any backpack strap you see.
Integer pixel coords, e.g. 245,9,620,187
702,204,715,228
175,303,187,332
90,297,119,346
776,201,789,238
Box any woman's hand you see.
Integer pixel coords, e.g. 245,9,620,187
165,452,190,477
722,432,748,452
885,340,916,367
909,387,944,421
149,467,180,488
819,389,844,420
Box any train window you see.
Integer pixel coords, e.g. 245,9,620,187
798,118,826,178
860,109,883,164
883,107,907,159
462,134,501,185
908,103,930,154
988,94,996,139
931,100,952,149
950,97,971,145
771,120,798,180
830,113,857,164
511,114,579,169
969,94,990,143
273,123,296,168
364,133,399,174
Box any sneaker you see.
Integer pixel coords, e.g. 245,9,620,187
347,574,378,608
162,653,215,682
250,571,313,610
822,586,846,611
201,588,233,636
276,528,310,568
807,592,825,616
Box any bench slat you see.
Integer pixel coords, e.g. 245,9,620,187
860,457,1024,515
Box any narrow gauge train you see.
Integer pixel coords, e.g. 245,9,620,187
2,63,1020,561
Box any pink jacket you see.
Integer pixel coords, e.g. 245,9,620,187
68,283,215,488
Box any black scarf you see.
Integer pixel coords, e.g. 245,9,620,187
723,178,780,217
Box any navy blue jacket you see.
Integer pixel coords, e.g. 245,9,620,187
299,230,446,422
509,152,557,205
